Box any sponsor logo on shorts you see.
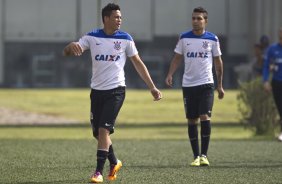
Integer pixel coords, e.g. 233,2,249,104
105,123,111,127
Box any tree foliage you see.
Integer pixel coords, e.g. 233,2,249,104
237,78,278,135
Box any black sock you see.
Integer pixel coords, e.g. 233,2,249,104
201,120,211,156
188,123,199,158
96,150,108,174
108,145,117,165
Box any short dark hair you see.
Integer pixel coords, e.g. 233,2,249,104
102,3,120,23
193,7,208,19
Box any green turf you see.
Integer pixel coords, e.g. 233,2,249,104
0,89,240,124
1,89,280,183
1,138,282,184
0,125,281,184
0,125,254,140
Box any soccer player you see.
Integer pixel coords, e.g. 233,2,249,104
63,3,162,183
165,7,224,166
263,28,282,142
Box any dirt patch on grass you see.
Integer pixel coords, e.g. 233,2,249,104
0,107,79,125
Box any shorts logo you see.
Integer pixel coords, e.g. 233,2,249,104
105,123,111,127
114,41,121,50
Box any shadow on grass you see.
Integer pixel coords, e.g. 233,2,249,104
212,163,282,169
125,164,187,169
125,162,282,170
0,122,241,128
10,180,87,184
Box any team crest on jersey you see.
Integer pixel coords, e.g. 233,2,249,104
202,41,209,49
114,41,121,50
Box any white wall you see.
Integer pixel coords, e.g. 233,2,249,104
2,0,279,53
0,0,3,84
2,0,231,42
155,0,227,36
249,0,282,58
272,0,282,42
5,0,77,42
227,0,249,55
104,0,153,41
260,0,282,43
155,0,189,36
80,0,99,36
4,0,153,42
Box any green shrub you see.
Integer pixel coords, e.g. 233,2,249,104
237,77,278,135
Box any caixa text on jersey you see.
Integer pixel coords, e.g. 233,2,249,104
95,54,121,61
186,52,208,58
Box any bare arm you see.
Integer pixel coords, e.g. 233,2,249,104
165,53,183,87
63,42,84,56
129,54,162,101
214,56,225,99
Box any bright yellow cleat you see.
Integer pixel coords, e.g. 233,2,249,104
190,156,200,167
108,160,122,181
90,171,103,183
200,155,210,166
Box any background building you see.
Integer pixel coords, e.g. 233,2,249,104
0,0,281,88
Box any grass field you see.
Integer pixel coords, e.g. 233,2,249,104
1,132,282,184
0,89,281,183
0,89,239,124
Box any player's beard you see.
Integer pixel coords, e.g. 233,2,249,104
192,24,205,33
193,24,200,31
114,23,121,31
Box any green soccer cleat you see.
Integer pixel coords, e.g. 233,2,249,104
190,156,200,167
90,171,103,183
108,159,122,181
200,155,210,166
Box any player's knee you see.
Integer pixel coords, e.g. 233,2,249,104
99,127,110,135
188,118,198,125
199,114,210,121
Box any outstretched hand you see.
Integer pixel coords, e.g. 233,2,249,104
63,42,83,56
151,88,162,101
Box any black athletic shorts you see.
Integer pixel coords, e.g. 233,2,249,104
90,86,125,137
272,79,282,118
182,83,214,119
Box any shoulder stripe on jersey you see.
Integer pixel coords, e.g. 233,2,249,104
180,30,218,42
86,29,133,41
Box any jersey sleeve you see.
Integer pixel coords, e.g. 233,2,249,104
212,36,222,57
126,40,138,57
78,35,90,51
174,36,183,55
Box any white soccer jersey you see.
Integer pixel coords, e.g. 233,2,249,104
78,29,138,90
174,30,222,87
